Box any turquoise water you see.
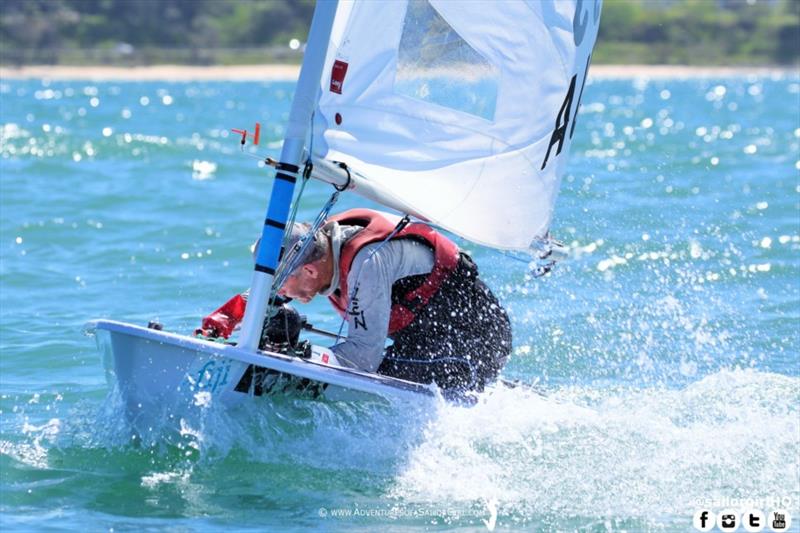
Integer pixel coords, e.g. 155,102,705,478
1,74,798,531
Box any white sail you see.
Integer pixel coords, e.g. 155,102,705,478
312,0,602,251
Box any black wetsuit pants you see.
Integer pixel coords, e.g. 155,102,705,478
377,253,512,393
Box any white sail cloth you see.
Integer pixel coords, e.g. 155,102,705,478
312,0,601,250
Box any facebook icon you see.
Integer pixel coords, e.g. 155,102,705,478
694,509,714,532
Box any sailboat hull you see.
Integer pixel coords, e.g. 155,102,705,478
87,320,434,432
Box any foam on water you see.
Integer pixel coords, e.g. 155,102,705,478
393,371,799,526
2,369,797,530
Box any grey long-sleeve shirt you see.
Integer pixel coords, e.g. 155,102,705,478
325,225,435,371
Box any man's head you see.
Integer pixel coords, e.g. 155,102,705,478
277,222,333,303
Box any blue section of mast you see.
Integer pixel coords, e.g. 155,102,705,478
236,0,339,351
254,165,299,275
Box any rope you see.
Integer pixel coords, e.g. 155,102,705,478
498,249,557,278
496,235,567,278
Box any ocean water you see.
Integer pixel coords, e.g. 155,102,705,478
1,73,798,532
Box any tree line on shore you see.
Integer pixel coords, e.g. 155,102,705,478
1,0,797,66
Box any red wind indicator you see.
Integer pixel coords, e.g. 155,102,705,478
231,122,261,146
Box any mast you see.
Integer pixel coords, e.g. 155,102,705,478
238,0,339,351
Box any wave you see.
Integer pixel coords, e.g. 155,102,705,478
2,368,796,529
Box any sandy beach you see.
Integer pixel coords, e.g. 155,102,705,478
1,64,796,81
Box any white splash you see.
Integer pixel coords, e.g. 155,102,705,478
191,160,217,181
391,371,800,524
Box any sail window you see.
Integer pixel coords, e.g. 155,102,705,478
395,0,499,121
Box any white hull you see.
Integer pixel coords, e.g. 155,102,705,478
87,320,434,432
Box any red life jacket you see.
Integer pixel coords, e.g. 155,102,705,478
327,209,460,334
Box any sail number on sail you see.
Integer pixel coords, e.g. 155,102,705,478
541,0,601,171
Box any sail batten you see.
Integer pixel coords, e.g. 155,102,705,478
312,0,602,251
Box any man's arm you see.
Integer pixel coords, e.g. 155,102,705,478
330,244,393,371
330,240,435,371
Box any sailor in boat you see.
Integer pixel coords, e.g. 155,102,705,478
199,208,511,393
275,208,511,393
